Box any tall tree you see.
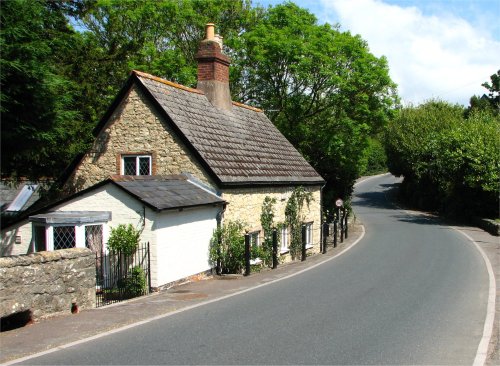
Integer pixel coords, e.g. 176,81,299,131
0,0,90,181
231,3,398,202
71,0,255,125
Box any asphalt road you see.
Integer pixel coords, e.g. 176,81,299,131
19,174,489,365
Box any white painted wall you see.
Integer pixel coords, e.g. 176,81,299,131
154,206,219,287
1,219,32,256
54,184,156,251
1,184,156,259
1,184,221,290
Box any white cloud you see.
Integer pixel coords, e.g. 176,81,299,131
320,0,500,106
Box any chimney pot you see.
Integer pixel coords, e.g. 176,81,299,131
205,23,215,40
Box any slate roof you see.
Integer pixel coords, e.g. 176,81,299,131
110,175,225,211
102,71,324,187
1,175,225,230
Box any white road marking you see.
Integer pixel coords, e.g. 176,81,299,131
4,227,366,365
455,229,496,366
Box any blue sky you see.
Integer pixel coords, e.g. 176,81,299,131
255,0,500,106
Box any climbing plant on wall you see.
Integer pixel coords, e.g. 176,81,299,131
260,196,277,266
285,187,313,259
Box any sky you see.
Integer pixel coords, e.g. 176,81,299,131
255,0,500,106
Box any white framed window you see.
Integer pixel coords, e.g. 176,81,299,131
122,155,151,175
280,226,289,254
249,231,260,248
33,223,106,253
85,224,104,254
249,231,262,265
304,222,313,249
30,211,111,253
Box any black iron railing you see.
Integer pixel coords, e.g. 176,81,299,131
95,242,151,308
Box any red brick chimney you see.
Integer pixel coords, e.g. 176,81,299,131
195,23,232,111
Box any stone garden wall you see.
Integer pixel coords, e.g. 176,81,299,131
0,248,95,321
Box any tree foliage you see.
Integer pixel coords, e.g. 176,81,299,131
2,0,397,210
233,3,398,204
467,70,499,116
209,220,246,274
385,100,500,218
0,0,91,180
260,196,277,266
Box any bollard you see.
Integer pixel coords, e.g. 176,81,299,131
301,225,307,261
345,211,349,239
322,222,329,254
333,219,338,248
340,208,345,243
272,228,278,269
244,234,251,276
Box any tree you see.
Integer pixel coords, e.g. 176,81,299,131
72,0,255,125
482,69,499,113
384,99,499,217
0,0,91,181
467,70,500,116
231,3,398,205
2,0,398,208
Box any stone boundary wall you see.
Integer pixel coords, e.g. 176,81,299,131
0,248,95,321
474,217,500,236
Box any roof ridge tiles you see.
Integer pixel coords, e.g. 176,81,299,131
133,70,204,95
133,69,263,113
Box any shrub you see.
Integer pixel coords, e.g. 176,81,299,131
107,224,140,256
117,266,147,298
209,221,246,274
384,100,500,218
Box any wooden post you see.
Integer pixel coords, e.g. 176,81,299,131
244,234,251,276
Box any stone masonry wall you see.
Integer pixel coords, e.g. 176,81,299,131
0,248,95,321
222,186,322,261
65,85,215,193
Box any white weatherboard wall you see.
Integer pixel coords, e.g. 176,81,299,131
154,206,218,287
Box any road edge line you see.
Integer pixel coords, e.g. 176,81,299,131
4,226,366,366
454,229,496,366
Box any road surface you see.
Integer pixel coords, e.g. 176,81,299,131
18,174,489,364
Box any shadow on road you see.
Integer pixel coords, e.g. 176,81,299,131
353,183,401,211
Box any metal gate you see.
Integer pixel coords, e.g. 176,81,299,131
95,242,151,307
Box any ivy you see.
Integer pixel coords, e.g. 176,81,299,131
285,187,313,259
260,196,277,266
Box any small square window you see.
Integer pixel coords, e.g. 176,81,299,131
121,155,151,175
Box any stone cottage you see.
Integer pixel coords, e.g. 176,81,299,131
2,24,325,266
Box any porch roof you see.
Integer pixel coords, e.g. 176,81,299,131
29,211,112,225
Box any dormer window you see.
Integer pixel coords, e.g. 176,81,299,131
122,155,151,175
